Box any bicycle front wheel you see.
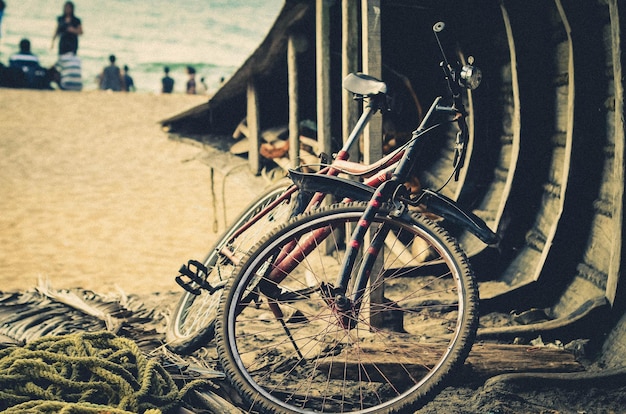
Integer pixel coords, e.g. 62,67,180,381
216,202,478,414
166,178,296,354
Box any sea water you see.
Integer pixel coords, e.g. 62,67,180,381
0,0,283,93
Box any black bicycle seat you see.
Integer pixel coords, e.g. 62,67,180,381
342,72,387,96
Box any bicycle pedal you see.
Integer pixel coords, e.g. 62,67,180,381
175,260,216,295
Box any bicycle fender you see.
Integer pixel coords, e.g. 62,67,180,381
420,189,500,245
288,170,499,245
288,170,375,201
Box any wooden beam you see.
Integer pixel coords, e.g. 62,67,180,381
361,0,385,326
361,0,383,165
316,342,583,383
316,0,332,156
342,0,361,162
247,79,261,175
606,0,624,305
288,34,300,168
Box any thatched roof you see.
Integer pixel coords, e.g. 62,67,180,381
161,0,313,135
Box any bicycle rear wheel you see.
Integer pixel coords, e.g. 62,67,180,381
166,178,296,354
216,202,478,413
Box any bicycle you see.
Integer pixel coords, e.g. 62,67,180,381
167,21,495,359
167,73,404,353
212,22,496,414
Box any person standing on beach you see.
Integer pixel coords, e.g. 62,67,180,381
0,1,6,40
122,65,135,92
161,66,174,93
51,1,83,55
186,66,197,94
98,54,124,91
199,76,209,94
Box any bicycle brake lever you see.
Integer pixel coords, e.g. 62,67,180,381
453,129,467,181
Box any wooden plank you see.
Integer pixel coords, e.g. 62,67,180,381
288,34,300,168
316,342,583,383
457,3,521,258
467,343,583,375
247,80,261,175
316,0,332,156
361,0,383,165
484,1,575,304
342,0,361,162
606,0,624,305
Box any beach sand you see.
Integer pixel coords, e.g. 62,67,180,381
2,89,624,414
0,88,265,294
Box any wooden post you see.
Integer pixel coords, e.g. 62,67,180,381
361,0,383,165
342,0,361,161
316,0,334,255
247,79,261,175
316,0,332,156
361,0,385,328
288,34,300,168
340,1,362,265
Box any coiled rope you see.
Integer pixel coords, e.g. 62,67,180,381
0,331,202,413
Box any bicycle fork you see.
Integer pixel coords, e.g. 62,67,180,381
330,179,398,329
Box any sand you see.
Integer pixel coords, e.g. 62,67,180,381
0,88,265,294
3,88,626,414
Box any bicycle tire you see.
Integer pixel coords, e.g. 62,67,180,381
215,201,478,414
166,178,296,354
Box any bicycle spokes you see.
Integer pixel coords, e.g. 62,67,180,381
217,204,478,413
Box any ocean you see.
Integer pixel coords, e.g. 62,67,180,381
0,0,284,93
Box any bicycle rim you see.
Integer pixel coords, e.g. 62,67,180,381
166,179,295,353
216,202,478,413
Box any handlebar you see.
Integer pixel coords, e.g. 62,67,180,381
433,21,482,96
341,22,480,183
431,21,479,180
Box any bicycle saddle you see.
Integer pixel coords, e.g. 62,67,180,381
342,72,387,96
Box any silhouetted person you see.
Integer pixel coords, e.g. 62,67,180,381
122,65,135,92
52,1,83,55
0,1,6,41
161,66,174,93
9,38,39,69
186,65,196,94
99,54,124,91
8,38,49,89
199,76,208,94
